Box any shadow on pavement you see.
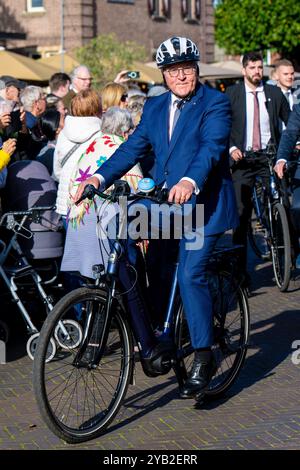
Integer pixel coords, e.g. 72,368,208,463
200,307,300,411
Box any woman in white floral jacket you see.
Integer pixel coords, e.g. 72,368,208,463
61,107,143,279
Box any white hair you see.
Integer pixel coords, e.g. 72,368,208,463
20,86,43,111
70,65,91,85
101,107,133,136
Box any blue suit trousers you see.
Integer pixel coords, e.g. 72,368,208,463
120,198,222,349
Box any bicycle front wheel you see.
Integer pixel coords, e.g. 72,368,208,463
33,287,133,444
271,202,291,292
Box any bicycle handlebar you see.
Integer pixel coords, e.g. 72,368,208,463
75,182,171,207
243,148,277,163
285,158,300,172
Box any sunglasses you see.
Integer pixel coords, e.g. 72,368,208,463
120,94,128,102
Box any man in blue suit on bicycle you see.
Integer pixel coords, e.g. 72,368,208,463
75,36,239,401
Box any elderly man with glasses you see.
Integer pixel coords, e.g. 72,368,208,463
62,65,93,112
74,36,238,402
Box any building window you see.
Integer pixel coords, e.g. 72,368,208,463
27,0,45,12
107,1,134,3
148,0,170,20
181,0,201,23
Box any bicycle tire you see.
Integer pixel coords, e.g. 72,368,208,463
174,270,250,399
271,202,292,292
33,287,133,444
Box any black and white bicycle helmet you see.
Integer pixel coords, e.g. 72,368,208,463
156,36,200,69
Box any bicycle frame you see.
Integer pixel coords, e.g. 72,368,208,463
77,186,246,379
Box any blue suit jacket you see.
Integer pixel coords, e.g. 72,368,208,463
97,84,238,235
276,102,300,163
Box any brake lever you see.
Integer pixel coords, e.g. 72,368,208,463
75,184,96,206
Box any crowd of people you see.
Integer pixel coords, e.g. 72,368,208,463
0,37,300,401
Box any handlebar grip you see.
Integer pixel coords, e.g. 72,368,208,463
75,184,97,206
154,187,169,203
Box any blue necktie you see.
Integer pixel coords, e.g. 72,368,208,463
170,99,182,138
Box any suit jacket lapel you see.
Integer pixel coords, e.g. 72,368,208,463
167,85,204,158
264,85,277,142
264,85,273,120
160,92,171,157
239,84,246,141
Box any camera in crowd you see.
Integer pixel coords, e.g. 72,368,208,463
126,71,140,80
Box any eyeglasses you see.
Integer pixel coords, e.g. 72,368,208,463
165,66,196,78
77,77,93,81
120,94,128,102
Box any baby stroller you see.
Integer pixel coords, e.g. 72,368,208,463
2,160,63,261
0,161,82,360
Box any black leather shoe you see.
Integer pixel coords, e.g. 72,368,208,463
180,352,216,400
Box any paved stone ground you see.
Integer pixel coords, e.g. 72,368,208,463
1,251,300,451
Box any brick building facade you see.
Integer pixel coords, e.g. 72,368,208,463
0,0,215,62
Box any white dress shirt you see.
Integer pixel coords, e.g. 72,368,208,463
169,93,180,140
230,83,271,154
278,88,293,133
281,88,294,111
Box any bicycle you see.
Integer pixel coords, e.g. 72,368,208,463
246,147,292,291
282,153,300,266
33,181,250,443
0,206,81,360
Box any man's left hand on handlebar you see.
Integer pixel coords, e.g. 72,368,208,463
74,176,100,203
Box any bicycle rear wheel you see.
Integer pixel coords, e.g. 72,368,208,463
271,202,291,292
33,287,133,443
207,271,249,397
174,271,249,399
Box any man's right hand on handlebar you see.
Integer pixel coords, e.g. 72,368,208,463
274,160,286,179
74,176,100,204
231,148,243,161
